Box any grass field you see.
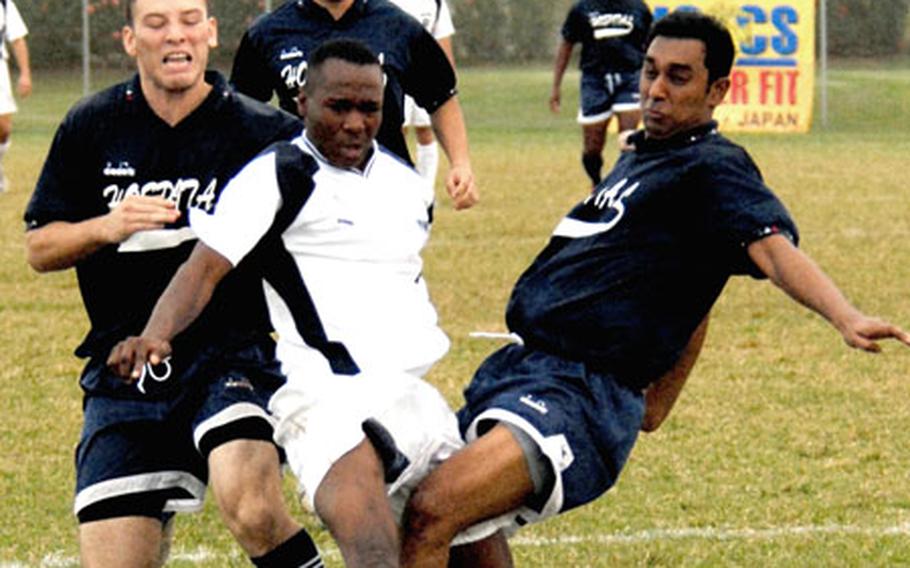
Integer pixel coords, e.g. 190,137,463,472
2,59,910,566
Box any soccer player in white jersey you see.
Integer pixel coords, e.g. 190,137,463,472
390,0,456,187
0,0,31,193
108,39,512,567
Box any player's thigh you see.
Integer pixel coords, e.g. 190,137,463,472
410,423,532,529
207,438,284,506
80,516,167,568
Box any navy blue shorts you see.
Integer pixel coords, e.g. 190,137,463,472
74,341,284,523
457,343,644,528
578,70,642,125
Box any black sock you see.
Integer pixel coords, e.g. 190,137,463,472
251,528,323,568
582,152,603,186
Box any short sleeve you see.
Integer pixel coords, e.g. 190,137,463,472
561,4,586,43
24,116,85,230
402,29,457,113
190,152,283,267
700,148,799,277
5,1,28,42
433,0,455,39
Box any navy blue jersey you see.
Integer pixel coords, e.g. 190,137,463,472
561,0,652,75
230,0,457,164
24,72,303,361
506,122,798,389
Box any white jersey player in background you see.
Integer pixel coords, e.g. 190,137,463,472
390,0,456,188
0,0,31,193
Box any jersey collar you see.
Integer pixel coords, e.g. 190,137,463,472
297,0,369,22
630,120,719,153
301,130,379,176
125,70,231,129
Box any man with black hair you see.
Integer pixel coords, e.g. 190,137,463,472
24,1,321,566
400,11,910,566
108,38,509,568
230,0,477,210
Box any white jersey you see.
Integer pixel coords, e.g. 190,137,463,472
191,133,449,379
1,0,27,59
390,0,455,39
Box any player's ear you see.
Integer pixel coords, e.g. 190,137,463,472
207,16,218,49
297,90,308,119
706,76,730,109
122,25,137,58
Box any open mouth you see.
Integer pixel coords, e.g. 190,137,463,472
163,53,192,65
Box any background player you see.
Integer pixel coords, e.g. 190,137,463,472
24,1,321,566
0,0,31,193
550,0,651,188
229,0,477,210
400,12,910,566
389,0,457,188
108,39,510,568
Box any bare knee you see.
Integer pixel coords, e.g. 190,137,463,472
218,490,282,549
403,479,460,548
209,441,297,555
316,439,400,567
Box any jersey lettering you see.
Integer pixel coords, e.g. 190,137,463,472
281,60,308,90
102,177,220,212
553,178,641,238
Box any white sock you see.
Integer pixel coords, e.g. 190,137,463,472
415,141,439,187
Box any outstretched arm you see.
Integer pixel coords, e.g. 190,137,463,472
641,314,709,432
107,242,233,380
748,234,910,352
549,40,573,114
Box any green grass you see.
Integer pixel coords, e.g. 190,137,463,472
2,61,910,566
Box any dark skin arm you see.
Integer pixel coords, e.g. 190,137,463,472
549,40,574,114
641,314,709,433
748,234,910,351
107,242,233,380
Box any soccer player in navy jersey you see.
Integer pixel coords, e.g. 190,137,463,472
24,1,321,566
230,0,477,211
550,0,652,188
400,12,910,566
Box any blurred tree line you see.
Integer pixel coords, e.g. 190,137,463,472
11,0,910,69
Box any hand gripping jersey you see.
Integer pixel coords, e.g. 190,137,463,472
24,72,303,372
561,0,652,75
505,122,798,389
230,0,456,164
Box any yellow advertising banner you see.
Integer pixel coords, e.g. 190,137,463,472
646,1,816,132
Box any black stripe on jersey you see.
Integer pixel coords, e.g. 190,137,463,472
248,142,360,376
